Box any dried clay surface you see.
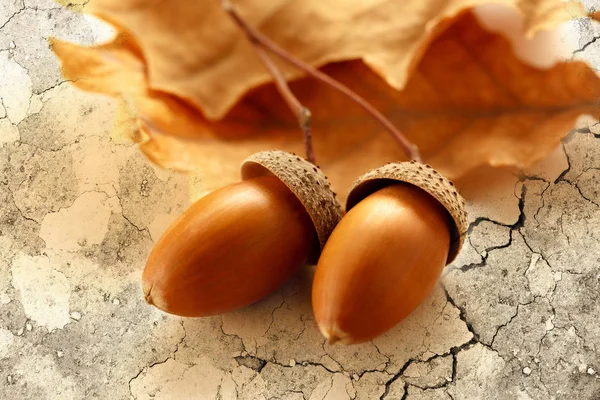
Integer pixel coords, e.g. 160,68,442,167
1,2,600,399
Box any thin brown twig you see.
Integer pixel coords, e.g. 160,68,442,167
221,0,314,163
222,0,422,163
252,45,315,164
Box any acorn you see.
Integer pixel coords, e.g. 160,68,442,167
312,161,467,344
143,150,342,317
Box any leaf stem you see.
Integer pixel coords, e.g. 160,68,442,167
222,0,422,163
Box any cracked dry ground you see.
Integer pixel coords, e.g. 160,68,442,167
2,2,600,400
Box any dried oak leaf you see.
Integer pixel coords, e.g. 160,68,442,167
51,4,600,199
67,0,586,120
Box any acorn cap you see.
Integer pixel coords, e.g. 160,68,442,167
241,151,342,262
346,161,467,265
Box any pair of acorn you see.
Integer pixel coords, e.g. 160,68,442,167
142,151,467,344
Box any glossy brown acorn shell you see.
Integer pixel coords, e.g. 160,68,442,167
241,150,342,261
347,161,467,264
143,175,316,317
313,183,452,344
313,162,467,344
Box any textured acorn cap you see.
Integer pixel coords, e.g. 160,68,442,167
241,151,342,262
346,161,467,264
